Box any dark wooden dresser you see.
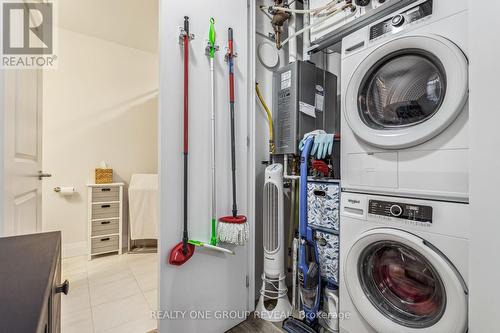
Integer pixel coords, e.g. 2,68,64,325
0,231,69,333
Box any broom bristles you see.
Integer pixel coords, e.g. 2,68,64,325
217,221,249,246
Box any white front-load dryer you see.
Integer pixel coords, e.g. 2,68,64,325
341,0,469,202
339,192,469,333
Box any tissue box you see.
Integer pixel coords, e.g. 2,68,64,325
95,168,113,184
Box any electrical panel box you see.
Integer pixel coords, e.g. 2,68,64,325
273,61,337,155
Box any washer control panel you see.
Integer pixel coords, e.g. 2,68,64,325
368,200,433,223
369,0,433,40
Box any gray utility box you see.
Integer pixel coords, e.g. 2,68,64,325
273,60,337,155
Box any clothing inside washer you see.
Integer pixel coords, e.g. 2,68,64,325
359,241,446,328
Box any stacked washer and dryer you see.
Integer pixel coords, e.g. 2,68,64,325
338,0,470,332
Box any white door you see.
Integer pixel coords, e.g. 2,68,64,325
344,228,468,333
3,69,45,236
159,1,255,332
344,34,468,149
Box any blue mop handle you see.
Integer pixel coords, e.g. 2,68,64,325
299,137,314,239
298,137,321,324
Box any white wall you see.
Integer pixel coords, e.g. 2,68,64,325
468,2,500,331
42,28,158,257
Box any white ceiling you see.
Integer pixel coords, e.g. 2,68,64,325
57,0,158,53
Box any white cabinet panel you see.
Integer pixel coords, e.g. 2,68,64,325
159,1,255,332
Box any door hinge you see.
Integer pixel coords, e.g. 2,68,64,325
245,275,249,288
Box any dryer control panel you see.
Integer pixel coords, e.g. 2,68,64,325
368,200,433,223
369,0,433,40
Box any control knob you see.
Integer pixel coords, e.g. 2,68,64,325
390,204,403,217
391,14,405,27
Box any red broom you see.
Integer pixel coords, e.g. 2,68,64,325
169,16,195,265
217,28,248,246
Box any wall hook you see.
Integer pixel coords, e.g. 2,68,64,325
205,41,220,57
178,27,195,45
224,48,238,62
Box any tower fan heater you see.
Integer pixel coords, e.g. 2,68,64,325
256,163,292,321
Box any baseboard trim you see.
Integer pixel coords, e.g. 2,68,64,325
63,241,87,258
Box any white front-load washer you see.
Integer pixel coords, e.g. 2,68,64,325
339,192,469,333
341,0,469,202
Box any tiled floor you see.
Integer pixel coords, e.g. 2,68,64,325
227,314,283,333
62,253,158,333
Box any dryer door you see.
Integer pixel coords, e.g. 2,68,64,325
344,228,468,333
344,34,468,149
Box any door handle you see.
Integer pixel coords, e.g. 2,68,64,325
38,171,52,180
55,280,70,295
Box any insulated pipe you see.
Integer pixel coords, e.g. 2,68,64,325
281,3,352,48
287,0,297,63
303,0,311,61
273,0,342,14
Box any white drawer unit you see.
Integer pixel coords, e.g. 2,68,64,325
87,183,124,260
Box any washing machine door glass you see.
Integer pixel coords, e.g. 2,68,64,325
358,240,446,328
344,34,468,149
344,228,468,333
358,51,446,129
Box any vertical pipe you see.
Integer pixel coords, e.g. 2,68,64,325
292,238,298,309
284,154,288,177
288,179,296,269
295,178,299,232
303,0,311,61
288,0,297,63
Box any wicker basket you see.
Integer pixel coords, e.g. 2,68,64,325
95,168,113,184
